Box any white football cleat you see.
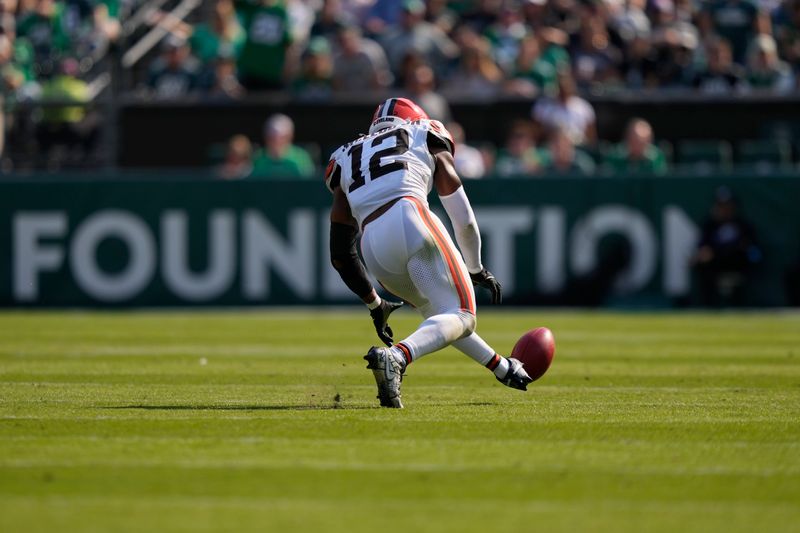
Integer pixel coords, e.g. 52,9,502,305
496,357,533,391
364,346,405,408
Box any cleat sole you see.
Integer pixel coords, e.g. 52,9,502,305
364,348,403,409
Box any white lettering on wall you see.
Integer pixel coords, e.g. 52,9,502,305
537,207,566,294
13,212,67,301
663,206,699,296
570,205,657,293
161,210,236,301
7,204,704,304
474,207,535,295
242,209,315,300
70,210,156,301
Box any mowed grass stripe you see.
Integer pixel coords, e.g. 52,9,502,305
2,465,798,503
3,438,798,476
1,497,797,533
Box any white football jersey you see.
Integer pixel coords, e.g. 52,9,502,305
325,119,454,227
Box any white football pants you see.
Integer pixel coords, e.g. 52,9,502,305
360,197,496,366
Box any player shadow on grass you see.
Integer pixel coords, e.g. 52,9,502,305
103,400,498,411
103,404,373,411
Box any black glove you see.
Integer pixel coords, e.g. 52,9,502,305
470,268,502,304
369,299,404,346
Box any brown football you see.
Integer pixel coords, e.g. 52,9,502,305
510,327,555,382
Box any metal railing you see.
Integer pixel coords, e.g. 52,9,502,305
122,0,202,68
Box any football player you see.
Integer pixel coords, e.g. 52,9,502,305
326,97,533,408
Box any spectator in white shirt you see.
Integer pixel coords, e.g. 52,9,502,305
447,121,487,179
532,71,597,146
332,24,393,92
403,63,451,122
380,0,458,75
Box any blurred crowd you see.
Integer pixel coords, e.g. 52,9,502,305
2,0,800,172
1,0,120,97
1,0,124,168
217,107,666,180
5,0,798,104
139,0,800,100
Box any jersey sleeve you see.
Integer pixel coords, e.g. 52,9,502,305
324,153,342,193
425,119,456,155
324,159,342,193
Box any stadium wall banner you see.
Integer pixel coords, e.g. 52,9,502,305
1,176,798,307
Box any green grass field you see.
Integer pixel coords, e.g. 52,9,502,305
1,310,799,532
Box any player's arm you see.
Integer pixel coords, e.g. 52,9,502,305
328,171,402,345
329,186,376,304
430,133,502,304
432,147,482,271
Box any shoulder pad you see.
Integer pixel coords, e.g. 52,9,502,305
426,119,455,155
324,149,344,193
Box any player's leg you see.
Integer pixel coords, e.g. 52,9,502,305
379,199,479,364
362,209,476,357
407,202,532,389
450,333,531,389
360,201,475,365
357,234,411,407
450,332,507,376
355,258,475,406
360,200,530,404
387,247,475,363
359,200,464,406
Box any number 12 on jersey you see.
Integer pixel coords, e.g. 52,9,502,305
348,129,410,193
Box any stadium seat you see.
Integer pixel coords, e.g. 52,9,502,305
737,139,792,174
676,140,733,174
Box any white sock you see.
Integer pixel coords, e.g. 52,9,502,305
388,345,408,367
395,312,473,363
492,357,510,378
452,333,509,377
451,333,494,365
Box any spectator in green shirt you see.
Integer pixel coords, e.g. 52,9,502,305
16,0,73,61
250,114,314,179
700,0,768,65
745,34,794,92
507,33,558,97
0,29,37,101
540,127,596,176
236,0,294,91
484,6,528,74
146,36,200,99
604,118,667,175
494,120,544,177
291,36,333,100
190,0,246,65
